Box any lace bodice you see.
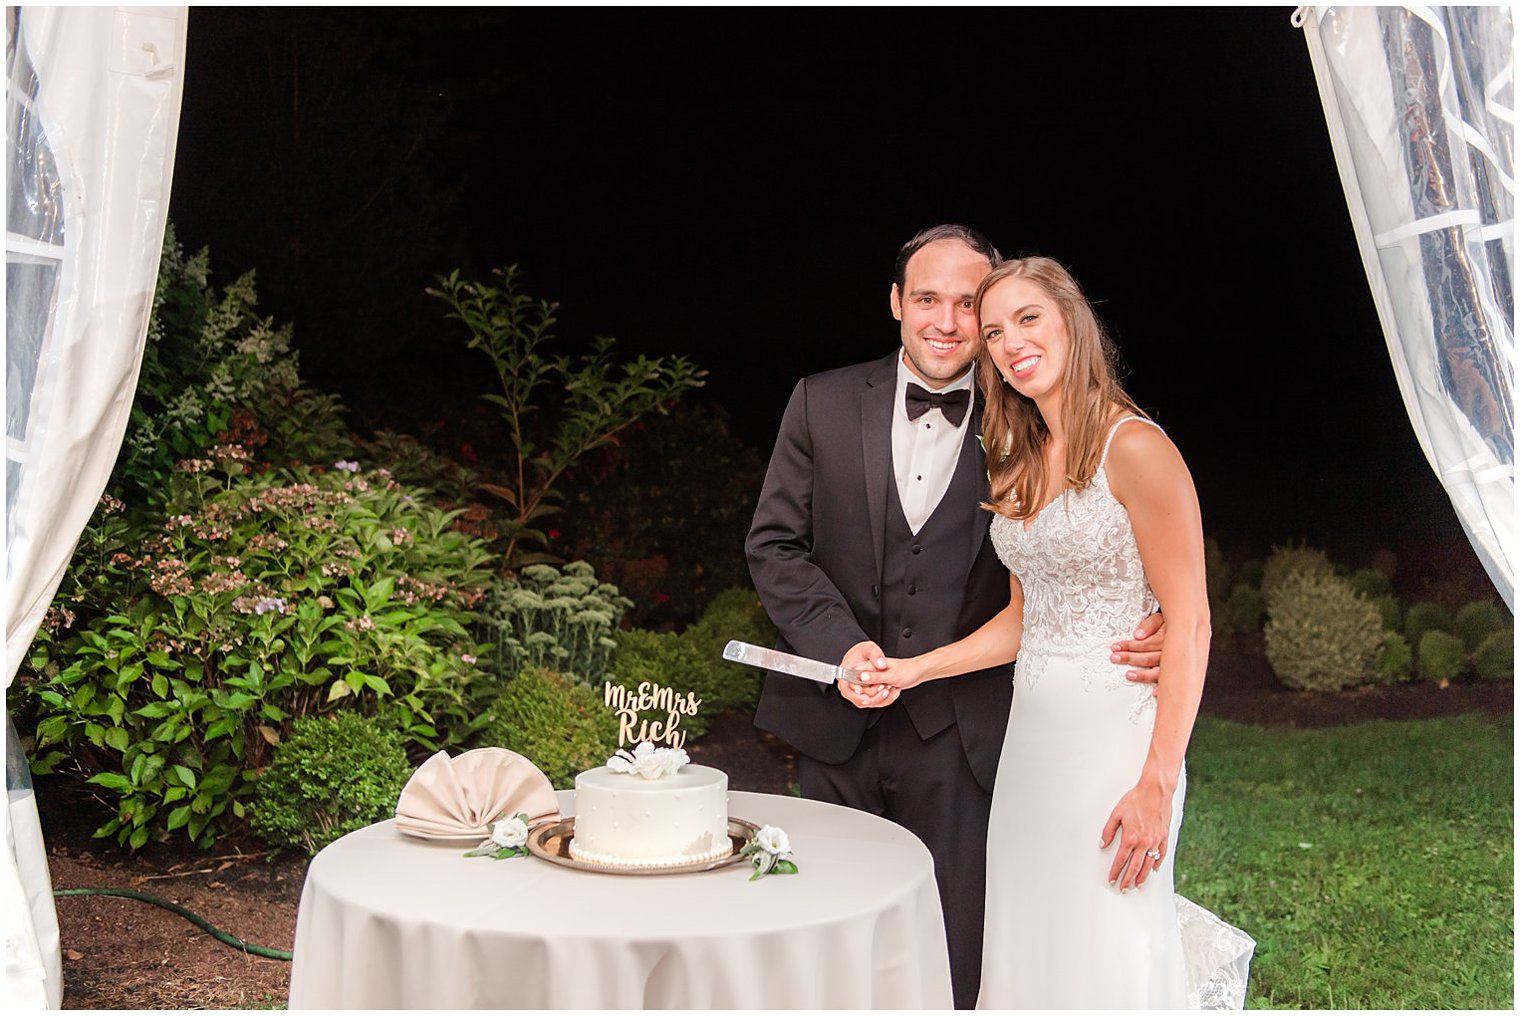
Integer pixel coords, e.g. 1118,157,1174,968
989,419,1160,707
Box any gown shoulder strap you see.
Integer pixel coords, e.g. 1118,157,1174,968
1099,415,1164,469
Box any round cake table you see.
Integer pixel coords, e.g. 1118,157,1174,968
287,789,953,1009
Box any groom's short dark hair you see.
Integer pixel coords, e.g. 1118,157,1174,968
893,224,1003,293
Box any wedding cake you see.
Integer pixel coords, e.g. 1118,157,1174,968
569,743,732,867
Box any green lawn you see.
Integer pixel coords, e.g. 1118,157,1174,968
1177,714,1513,1009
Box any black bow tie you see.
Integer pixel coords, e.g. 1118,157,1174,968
904,383,970,427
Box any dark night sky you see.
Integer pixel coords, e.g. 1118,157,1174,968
168,8,1486,583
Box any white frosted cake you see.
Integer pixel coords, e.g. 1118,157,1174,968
569,763,732,868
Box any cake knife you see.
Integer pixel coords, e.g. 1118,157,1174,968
721,640,861,685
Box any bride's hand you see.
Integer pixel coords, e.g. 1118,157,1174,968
855,657,931,691
1099,780,1172,892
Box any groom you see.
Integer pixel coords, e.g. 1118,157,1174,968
746,225,1163,1008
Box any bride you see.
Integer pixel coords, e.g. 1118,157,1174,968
860,256,1241,1008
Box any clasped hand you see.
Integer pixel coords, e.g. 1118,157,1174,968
838,611,1168,708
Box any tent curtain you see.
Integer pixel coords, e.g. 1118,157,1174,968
1296,5,1514,609
5,7,187,1007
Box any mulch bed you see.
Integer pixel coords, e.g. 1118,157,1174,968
35,647,1510,1009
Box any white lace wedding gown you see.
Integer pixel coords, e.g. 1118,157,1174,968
981,417,1253,1009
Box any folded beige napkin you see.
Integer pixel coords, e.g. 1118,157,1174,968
394,747,560,839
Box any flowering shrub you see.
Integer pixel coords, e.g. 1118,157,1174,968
17,462,492,849
118,226,353,504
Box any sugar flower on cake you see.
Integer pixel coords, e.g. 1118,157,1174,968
606,741,690,780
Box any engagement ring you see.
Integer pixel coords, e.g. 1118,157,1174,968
1145,849,1161,860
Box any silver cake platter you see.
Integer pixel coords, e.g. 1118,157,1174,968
527,815,760,876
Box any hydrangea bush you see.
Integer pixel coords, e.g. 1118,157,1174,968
19,458,492,849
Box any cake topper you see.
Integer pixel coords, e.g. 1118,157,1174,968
602,680,702,749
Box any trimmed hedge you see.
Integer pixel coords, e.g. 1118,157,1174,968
1264,570,1383,691
477,667,619,789
250,713,412,855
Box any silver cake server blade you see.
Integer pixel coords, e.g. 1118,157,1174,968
722,640,859,685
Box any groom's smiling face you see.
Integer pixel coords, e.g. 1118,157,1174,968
890,239,991,389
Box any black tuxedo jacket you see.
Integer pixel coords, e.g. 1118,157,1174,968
746,352,1015,791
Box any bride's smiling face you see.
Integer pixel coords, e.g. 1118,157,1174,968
979,276,1071,401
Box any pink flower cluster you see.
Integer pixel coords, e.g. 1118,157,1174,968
396,574,450,604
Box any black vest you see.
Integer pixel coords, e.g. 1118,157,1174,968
876,430,984,739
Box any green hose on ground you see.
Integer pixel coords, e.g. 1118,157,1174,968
53,887,293,961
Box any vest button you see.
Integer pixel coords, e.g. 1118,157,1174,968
911,544,922,555
908,585,917,596
871,584,880,597
901,627,913,639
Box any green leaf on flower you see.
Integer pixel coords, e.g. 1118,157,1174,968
772,859,798,875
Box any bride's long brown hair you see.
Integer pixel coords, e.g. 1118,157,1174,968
974,257,1146,520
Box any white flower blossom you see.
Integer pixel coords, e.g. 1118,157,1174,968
756,825,791,857
490,816,529,850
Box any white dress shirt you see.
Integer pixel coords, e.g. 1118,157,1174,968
892,355,974,535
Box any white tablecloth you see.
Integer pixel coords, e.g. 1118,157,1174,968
288,790,953,1009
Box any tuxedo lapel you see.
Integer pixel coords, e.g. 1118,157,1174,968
861,352,897,583
961,397,991,565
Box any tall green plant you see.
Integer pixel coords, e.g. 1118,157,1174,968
429,266,706,564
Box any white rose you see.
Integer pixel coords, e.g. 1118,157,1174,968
490,816,529,850
756,825,791,856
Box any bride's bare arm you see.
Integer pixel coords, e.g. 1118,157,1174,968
857,573,1024,690
1100,422,1210,891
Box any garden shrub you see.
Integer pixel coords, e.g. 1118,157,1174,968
120,227,353,505
1370,595,1402,632
560,403,767,628
1404,601,1454,649
249,712,411,855
477,668,619,789
1224,584,1265,636
430,265,705,567
1204,537,1231,612
1260,544,1336,604
1375,632,1414,684
1236,558,1265,590
681,588,778,713
481,562,631,687
1263,570,1383,691
602,588,779,733
1416,630,1467,683
607,628,714,738
356,430,482,505
1347,568,1394,600
19,464,492,849
1473,631,1513,682
1453,600,1506,651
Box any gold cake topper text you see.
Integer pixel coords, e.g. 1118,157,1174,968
602,681,702,749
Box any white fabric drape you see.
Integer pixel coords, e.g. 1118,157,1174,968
1296,6,1514,609
4,7,186,1008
